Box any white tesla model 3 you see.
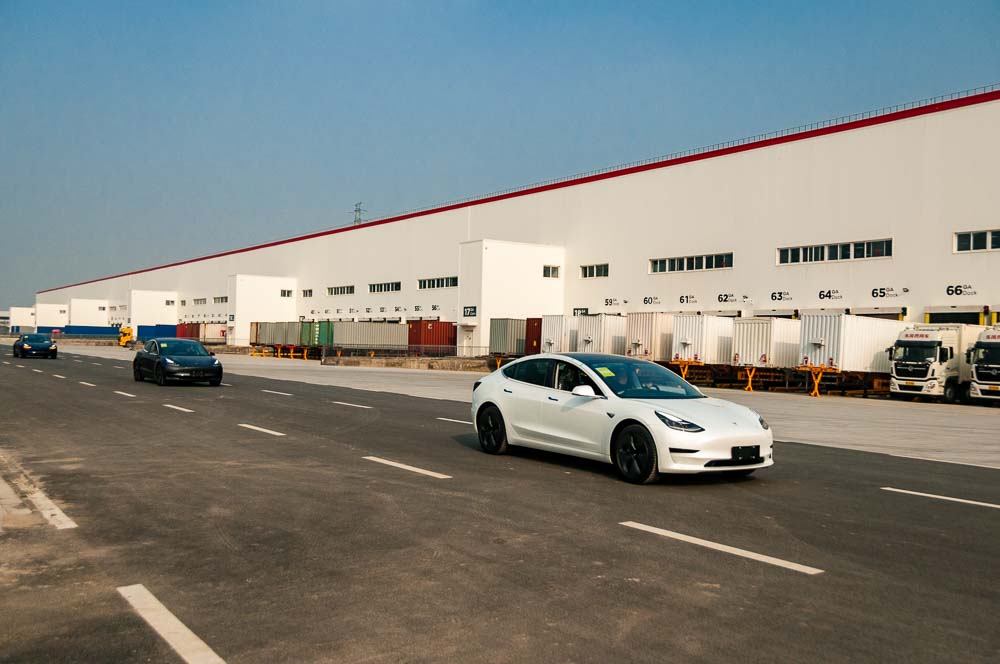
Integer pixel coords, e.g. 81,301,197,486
471,353,773,484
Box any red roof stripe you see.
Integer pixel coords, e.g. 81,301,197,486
38,88,1000,294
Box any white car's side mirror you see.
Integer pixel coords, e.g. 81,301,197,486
571,385,598,398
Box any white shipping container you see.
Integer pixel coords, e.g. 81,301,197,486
670,315,734,364
201,323,228,343
625,312,675,361
333,322,408,347
541,315,578,354
732,318,802,368
574,314,627,355
799,314,909,373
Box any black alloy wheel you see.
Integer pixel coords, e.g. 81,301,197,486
154,364,167,387
613,424,659,484
477,405,509,454
133,363,144,382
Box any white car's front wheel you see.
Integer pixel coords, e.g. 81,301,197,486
613,424,659,484
477,404,509,455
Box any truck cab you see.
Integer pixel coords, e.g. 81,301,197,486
968,328,1000,401
889,324,984,403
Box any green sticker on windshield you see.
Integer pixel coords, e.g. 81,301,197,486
595,367,615,377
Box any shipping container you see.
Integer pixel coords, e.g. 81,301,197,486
55,325,120,337
333,322,408,347
574,314,627,355
276,321,300,346
299,321,319,347
176,323,201,339
490,318,526,355
540,315,578,353
524,318,543,355
407,320,457,347
670,315,734,364
250,322,260,345
625,312,675,361
799,314,909,373
136,324,178,340
732,318,802,368
201,323,227,344
318,321,335,347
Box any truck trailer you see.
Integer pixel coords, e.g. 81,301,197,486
889,324,985,403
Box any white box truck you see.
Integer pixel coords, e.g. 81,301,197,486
798,314,908,373
889,324,986,403
968,327,1000,401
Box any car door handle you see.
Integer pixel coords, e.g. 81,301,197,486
503,388,512,393
548,396,559,401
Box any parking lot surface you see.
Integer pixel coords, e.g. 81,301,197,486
1,350,998,663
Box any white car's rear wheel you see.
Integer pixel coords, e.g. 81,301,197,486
613,424,659,484
477,405,509,455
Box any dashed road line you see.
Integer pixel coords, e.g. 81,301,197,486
332,401,372,409
2,361,9,365
619,521,824,575
74,359,83,363
881,487,1000,510
437,417,474,425
889,454,1000,471
117,584,226,664
163,404,194,413
79,381,96,387
113,366,124,369
363,456,452,479
91,362,103,366
27,488,78,530
32,369,43,373
53,374,66,379
114,391,137,398
16,364,25,368
238,423,286,437
261,389,293,396
221,383,232,387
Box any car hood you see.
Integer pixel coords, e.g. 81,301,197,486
163,355,219,368
629,396,762,429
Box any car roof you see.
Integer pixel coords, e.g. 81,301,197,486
150,337,200,343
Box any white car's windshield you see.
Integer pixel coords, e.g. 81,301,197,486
575,355,704,399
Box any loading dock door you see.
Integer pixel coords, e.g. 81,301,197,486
926,311,984,324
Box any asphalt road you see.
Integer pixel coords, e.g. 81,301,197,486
1,352,998,663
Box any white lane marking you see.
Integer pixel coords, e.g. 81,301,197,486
79,381,96,387
117,584,226,664
91,362,102,366
27,489,78,530
221,383,232,387
238,423,286,437
73,359,83,363
32,369,43,373
1,361,9,365
114,391,137,398
437,417,474,425
261,389,293,396
332,401,372,409
53,374,66,379
163,404,194,413
113,366,124,369
15,364,25,368
619,521,824,576
881,487,1000,510
362,456,452,479
890,454,1000,471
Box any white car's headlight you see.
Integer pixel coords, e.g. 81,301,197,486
751,410,770,430
655,411,704,433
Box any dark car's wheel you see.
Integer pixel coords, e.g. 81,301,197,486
133,363,144,382
208,378,222,387
49,353,57,359
12,349,19,358
154,364,167,386
613,424,659,484
477,404,509,455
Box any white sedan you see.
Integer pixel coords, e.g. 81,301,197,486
471,353,774,484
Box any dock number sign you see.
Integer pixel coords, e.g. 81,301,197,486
463,306,477,317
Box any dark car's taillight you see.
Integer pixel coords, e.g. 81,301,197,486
473,381,482,391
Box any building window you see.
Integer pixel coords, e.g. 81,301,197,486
327,285,355,296
59,309,66,314
98,306,106,311
213,296,228,304
368,282,401,293
193,298,207,305
656,253,732,273
165,300,175,306
180,300,186,306
302,289,313,298
955,230,998,252
280,290,293,298
418,276,458,289
543,265,560,278
778,239,891,264
580,263,609,279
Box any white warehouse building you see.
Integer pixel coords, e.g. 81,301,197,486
33,86,1000,351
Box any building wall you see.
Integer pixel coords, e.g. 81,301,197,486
32,93,1000,343
129,290,178,330
229,275,298,346
10,306,35,330
68,299,109,327
35,303,69,328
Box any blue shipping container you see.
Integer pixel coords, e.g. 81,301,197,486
137,324,178,340
61,325,119,337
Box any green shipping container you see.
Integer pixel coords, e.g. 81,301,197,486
299,322,319,347
318,321,334,347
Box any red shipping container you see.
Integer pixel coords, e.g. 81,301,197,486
524,318,542,355
177,323,201,339
408,321,457,355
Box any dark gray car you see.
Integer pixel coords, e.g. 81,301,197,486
133,338,223,386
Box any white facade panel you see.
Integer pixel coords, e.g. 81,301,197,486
10,306,35,330
541,315,578,353
35,303,69,328
625,312,675,361
670,314,734,364
574,314,627,355
732,317,802,368
68,298,109,327
799,313,909,372
129,290,178,331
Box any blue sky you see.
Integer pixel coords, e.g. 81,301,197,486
1,1,998,308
